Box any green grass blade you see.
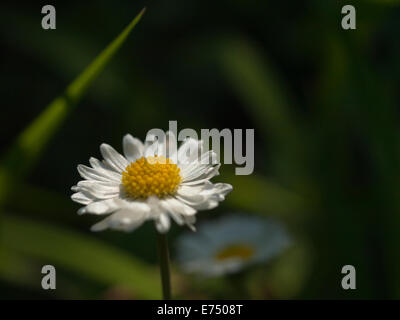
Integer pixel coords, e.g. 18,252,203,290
217,36,298,148
2,215,161,299
0,8,145,203
216,36,311,191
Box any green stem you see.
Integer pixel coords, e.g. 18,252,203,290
156,231,172,300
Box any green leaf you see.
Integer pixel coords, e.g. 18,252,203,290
0,8,146,203
2,215,161,299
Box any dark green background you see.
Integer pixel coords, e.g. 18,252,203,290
1,0,400,299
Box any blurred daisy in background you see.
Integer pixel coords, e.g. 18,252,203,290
175,214,291,277
71,131,232,233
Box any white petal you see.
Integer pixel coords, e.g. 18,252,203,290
124,200,152,213
188,164,221,183
76,181,120,199
100,143,129,172
88,157,123,180
176,194,217,210
176,186,207,206
71,192,95,205
180,152,218,181
90,217,110,232
176,182,232,210
89,157,107,170
183,215,196,231
210,183,233,199
177,138,203,165
77,164,119,183
91,156,123,175
165,131,178,160
162,197,197,216
143,132,175,158
123,134,144,162
91,206,150,232
77,180,119,191
159,200,184,225
78,198,120,215
155,213,171,233
144,140,158,157
77,177,119,188
143,130,167,157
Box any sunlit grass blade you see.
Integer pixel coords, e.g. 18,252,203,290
3,215,161,299
216,36,312,191
217,36,298,147
0,8,146,204
0,249,37,289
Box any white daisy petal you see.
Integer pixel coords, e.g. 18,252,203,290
163,196,197,215
180,152,218,181
77,180,119,193
77,164,119,183
78,198,120,215
76,181,120,199
199,182,233,201
124,200,152,214
183,215,196,231
180,164,220,186
91,206,150,232
90,217,110,232
160,197,197,228
89,157,107,170
71,192,95,205
123,134,144,162
176,182,232,210
159,200,184,225
155,213,171,233
88,157,122,179
144,139,159,157
177,138,204,165
100,143,129,172
165,131,178,159
143,130,168,157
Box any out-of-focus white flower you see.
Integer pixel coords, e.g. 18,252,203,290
175,214,290,276
71,132,232,233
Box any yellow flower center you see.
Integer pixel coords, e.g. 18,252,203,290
215,244,255,261
121,156,181,199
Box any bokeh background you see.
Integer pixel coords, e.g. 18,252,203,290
1,0,400,299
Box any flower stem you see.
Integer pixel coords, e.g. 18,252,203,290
156,231,172,300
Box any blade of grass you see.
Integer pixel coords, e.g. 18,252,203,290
2,215,161,299
216,36,312,192
217,36,298,146
0,8,146,204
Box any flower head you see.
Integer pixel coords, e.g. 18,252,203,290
71,132,232,233
175,214,290,277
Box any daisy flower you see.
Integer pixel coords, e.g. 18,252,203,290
71,131,232,233
175,214,290,277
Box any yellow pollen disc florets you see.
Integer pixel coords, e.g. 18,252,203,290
121,156,181,199
215,244,255,261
